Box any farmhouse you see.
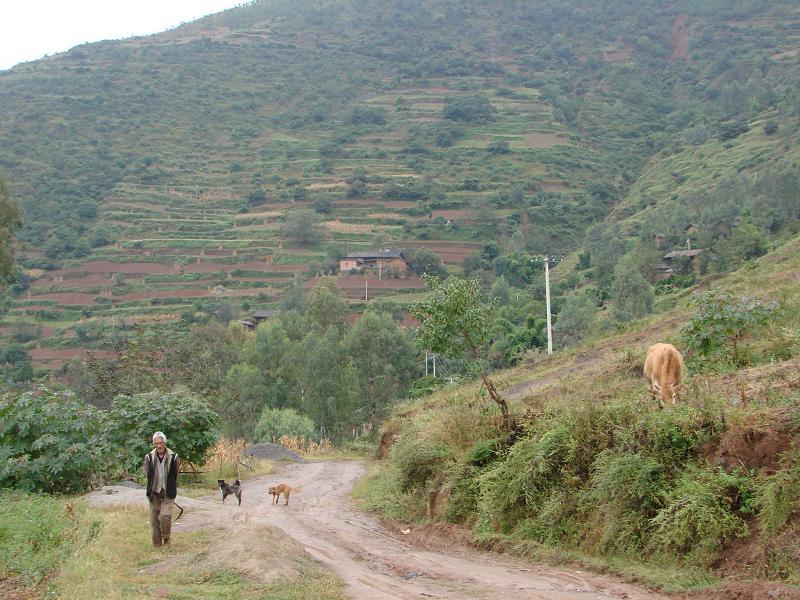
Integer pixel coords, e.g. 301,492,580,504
339,250,410,277
655,248,705,280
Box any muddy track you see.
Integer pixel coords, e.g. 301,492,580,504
153,460,669,599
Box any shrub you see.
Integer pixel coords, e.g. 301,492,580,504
587,450,668,551
0,388,104,493
254,407,318,443
648,466,752,563
755,444,800,536
390,427,457,493
683,292,780,368
102,389,219,475
475,422,572,533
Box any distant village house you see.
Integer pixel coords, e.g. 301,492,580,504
339,250,409,277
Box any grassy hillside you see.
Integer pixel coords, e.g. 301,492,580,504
0,0,798,378
357,237,800,591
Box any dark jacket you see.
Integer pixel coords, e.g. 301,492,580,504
144,447,179,500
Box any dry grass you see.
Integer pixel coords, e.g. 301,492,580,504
278,435,337,458
322,220,374,233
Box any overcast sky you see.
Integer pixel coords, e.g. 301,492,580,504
0,1,246,71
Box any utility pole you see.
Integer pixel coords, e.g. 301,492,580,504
425,351,428,376
544,256,553,355
432,353,436,378
379,260,382,280
364,278,368,301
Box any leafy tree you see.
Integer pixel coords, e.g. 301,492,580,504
218,363,269,439
553,293,596,348
103,389,219,474
682,292,780,367
0,388,103,493
0,176,22,284
254,407,318,443
610,256,654,322
412,275,513,431
2,343,33,383
306,277,347,332
281,209,324,245
343,311,415,430
406,247,446,277
443,94,495,123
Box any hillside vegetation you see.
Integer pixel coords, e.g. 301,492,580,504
358,239,800,591
1,0,798,381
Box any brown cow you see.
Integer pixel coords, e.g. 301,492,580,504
643,343,684,408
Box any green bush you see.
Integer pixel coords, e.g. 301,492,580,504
648,466,752,563
512,488,580,545
0,389,104,493
390,427,457,493
475,422,572,533
102,389,219,475
587,450,668,551
254,407,318,443
683,292,780,369
755,444,800,536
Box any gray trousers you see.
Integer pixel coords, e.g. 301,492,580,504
149,491,173,547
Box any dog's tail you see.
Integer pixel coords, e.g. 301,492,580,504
235,479,241,485
294,486,301,493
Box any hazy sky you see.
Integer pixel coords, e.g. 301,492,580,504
0,1,246,70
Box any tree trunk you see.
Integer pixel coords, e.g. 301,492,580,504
481,372,513,431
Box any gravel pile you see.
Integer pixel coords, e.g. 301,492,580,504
244,443,306,463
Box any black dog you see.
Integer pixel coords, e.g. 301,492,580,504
218,479,242,505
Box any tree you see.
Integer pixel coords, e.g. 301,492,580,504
443,94,495,123
281,209,324,245
218,363,270,439
610,256,654,322
406,247,446,277
306,277,347,332
103,389,219,474
254,407,317,443
552,294,596,348
0,388,104,493
343,311,415,431
411,275,513,431
0,176,22,284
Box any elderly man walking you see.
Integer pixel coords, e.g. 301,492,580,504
144,431,180,547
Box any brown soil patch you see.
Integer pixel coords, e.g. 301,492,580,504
519,132,569,149
603,47,632,62
32,274,114,288
307,276,425,291
30,347,117,368
771,49,799,60
702,405,798,475
323,220,375,234
29,292,99,305
431,209,475,220
183,262,300,274
64,261,177,275
683,582,800,599
671,13,689,62
307,182,346,190
541,181,568,191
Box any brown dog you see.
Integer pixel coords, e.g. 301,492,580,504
268,483,300,505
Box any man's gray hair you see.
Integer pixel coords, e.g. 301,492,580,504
152,431,167,443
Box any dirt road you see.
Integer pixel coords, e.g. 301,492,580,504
89,460,668,599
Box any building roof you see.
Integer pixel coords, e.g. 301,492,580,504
345,250,403,260
252,309,277,319
663,249,704,259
